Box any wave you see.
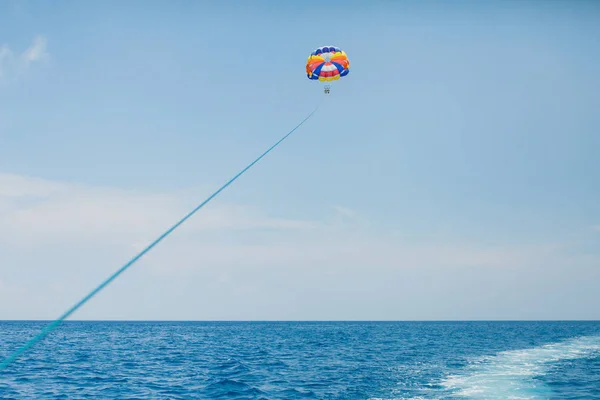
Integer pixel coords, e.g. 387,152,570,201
440,335,600,399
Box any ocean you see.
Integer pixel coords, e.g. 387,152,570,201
0,321,599,399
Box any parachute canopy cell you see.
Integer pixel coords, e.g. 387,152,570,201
306,46,350,82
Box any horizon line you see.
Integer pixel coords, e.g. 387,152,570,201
1,319,599,323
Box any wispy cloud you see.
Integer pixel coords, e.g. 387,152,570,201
1,172,596,320
0,173,319,247
0,172,65,198
22,35,48,65
0,35,48,83
0,172,569,269
332,205,356,218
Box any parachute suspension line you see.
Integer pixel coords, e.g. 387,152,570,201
0,104,321,372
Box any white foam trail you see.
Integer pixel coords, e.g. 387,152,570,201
440,335,600,399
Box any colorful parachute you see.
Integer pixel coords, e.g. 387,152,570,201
306,46,350,82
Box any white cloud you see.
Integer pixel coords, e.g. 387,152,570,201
0,173,318,248
22,35,48,65
332,205,356,218
0,35,48,83
0,172,543,270
0,172,65,197
0,172,598,320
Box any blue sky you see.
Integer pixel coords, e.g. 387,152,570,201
0,0,599,320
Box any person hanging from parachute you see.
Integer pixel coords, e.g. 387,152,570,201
306,46,350,95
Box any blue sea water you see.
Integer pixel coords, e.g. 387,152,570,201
0,321,599,399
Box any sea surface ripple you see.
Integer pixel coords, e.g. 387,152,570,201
1,321,599,399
